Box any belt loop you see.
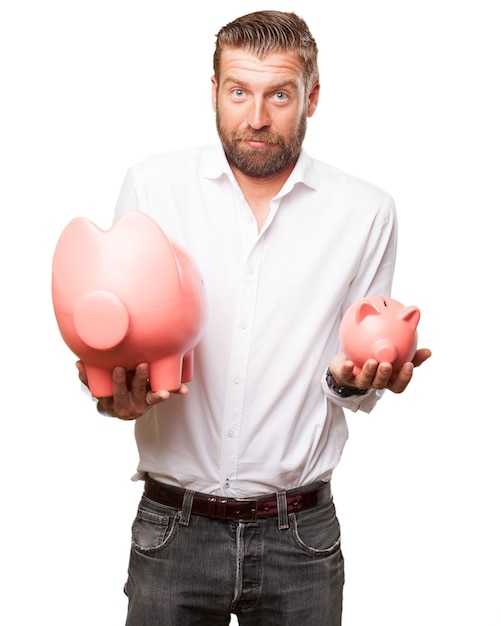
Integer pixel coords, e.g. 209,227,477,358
276,490,289,530
179,489,195,526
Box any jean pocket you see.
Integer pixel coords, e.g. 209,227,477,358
131,496,179,553
289,501,342,556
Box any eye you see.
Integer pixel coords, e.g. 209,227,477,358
232,88,246,98
273,91,289,102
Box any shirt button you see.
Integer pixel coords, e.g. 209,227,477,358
228,429,235,438
239,319,248,329
224,479,231,488
232,375,241,384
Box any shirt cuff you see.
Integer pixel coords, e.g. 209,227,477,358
321,369,384,413
81,381,113,416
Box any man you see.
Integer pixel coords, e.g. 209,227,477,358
77,10,431,625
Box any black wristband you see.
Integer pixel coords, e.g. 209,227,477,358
326,368,369,398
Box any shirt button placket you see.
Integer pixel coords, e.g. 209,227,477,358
220,241,261,495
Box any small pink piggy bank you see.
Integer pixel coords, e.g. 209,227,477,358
339,296,420,379
52,210,208,397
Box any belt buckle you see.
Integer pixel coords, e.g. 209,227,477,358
233,499,258,522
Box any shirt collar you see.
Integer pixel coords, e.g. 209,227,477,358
200,145,319,196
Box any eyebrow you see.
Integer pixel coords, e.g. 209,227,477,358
221,76,299,92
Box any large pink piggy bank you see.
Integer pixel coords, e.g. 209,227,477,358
52,210,208,397
339,296,420,379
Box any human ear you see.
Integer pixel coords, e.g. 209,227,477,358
307,82,320,117
211,76,218,112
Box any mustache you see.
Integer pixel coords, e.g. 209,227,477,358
233,129,282,145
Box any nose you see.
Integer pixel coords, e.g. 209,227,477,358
247,97,271,130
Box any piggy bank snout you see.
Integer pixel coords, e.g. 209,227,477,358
371,340,398,365
74,290,130,350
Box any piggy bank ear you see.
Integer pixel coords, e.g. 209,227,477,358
356,300,380,324
398,306,421,331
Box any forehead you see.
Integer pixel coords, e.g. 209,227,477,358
217,48,305,86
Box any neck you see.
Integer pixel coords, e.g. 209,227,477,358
230,161,296,231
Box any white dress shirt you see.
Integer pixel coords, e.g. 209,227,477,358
113,144,397,497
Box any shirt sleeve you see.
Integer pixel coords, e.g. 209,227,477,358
321,367,385,414
322,193,397,414
343,193,398,309
113,167,141,221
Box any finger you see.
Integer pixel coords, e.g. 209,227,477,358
145,389,171,406
352,359,388,389
328,353,357,386
148,383,189,403
111,367,130,410
412,348,432,367
354,359,378,388
369,362,393,389
129,363,150,403
387,362,414,394
174,383,190,395
75,360,88,385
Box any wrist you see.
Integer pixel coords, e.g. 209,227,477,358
326,367,369,398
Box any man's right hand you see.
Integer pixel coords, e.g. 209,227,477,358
76,361,187,420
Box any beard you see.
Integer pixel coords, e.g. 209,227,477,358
216,111,307,179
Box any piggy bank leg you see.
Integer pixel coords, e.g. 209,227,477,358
149,355,185,392
181,350,194,383
84,364,114,398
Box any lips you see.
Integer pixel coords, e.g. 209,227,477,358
245,139,275,148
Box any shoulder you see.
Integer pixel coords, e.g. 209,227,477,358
313,156,391,197
303,154,396,219
129,145,219,179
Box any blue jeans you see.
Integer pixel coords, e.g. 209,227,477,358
124,485,344,625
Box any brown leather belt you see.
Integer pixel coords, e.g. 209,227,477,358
144,475,331,523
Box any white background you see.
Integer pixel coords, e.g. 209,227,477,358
1,1,500,624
